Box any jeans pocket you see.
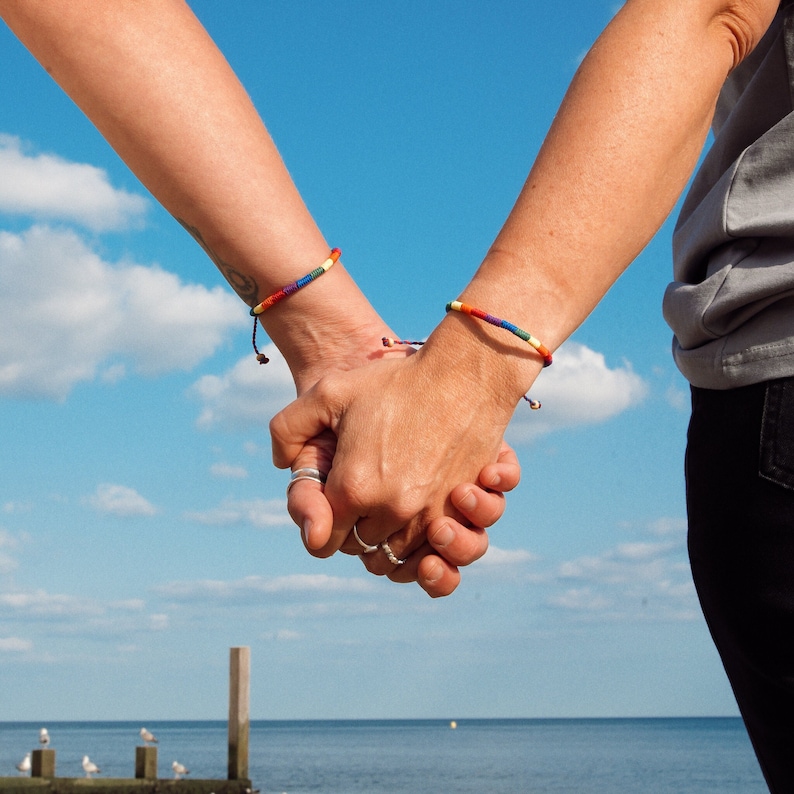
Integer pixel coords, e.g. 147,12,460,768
760,377,794,490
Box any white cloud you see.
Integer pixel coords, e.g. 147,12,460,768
547,588,612,612
210,462,249,480
507,341,648,442
190,340,646,441
0,225,244,399
0,529,20,574
0,135,147,231
0,528,18,548
0,636,32,653
190,348,295,430
149,613,169,631
665,383,689,411
546,524,697,621
0,552,18,575
648,517,687,537
87,483,157,518
0,589,105,618
155,573,375,602
184,497,290,528
478,546,537,566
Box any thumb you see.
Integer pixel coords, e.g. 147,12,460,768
269,384,339,469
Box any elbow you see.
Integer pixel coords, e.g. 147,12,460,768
712,1,779,69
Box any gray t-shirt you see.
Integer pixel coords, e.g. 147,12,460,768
663,0,794,389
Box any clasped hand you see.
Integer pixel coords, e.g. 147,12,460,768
270,351,519,597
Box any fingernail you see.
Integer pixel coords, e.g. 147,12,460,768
423,558,443,585
487,472,501,488
432,522,455,548
457,489,477,512
301,518,313,547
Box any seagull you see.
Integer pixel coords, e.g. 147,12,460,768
140,727,158,746
39,728,50,748
16,753,31,775
82,755,100,778
172,761,190,780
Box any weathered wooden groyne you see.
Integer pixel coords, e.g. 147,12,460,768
1,648,255,794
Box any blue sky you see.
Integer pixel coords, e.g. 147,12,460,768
0,0,736,722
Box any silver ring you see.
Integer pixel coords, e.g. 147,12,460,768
352,525,378,554
380,539,406,566
286,467,328,497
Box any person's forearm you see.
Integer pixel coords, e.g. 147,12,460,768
0,0,386,391
423,0,779,402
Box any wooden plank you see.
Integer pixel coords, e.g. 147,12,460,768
227,646,250,781
30,752,55,778
134,747,157,780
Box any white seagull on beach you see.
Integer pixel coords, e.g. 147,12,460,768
172,760,190,780
16,753,31,775
82,755,101,778
140,727,158,745
39,728,50,748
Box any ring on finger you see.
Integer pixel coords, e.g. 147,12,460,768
352,525,378,554
286,467,328,497
380,539,406,566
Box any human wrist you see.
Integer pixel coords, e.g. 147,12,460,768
418,306,546,421
249,260,404,394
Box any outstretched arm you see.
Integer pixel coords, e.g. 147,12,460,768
0,0,515,595
271,0,780,570
0,0,382,389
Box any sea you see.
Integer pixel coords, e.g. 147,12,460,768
0,718,768,793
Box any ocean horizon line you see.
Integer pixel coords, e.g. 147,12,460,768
0,715,743,726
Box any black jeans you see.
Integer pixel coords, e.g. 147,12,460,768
687,378,794,793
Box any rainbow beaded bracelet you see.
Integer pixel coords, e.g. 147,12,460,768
250,248,341,363
446,300,553,367
383,298,551,409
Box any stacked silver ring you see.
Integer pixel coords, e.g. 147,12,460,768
286,467,328,496
380,540,406,566
352,526,378,554
352,527,406,565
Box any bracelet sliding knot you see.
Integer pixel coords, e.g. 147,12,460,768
250,248,340,364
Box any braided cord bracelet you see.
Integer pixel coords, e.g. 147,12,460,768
446,300,553,367
250,248,341,363
382,300,551,409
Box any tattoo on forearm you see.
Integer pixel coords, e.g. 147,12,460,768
175,217,259,306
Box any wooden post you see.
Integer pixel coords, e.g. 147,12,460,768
227,646,250,781
135,746,158,779
31,749,55,778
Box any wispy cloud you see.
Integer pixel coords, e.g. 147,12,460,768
154,573,376,602
545,518,697,621
183,497,290,528
478,546,537,566
210,462,249,480
0,636,33,653
0,225,244,400
0,135,147,231
0,528,21,574
0,589,106,618
86,483,158,518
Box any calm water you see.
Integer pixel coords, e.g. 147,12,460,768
0,718,768,793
